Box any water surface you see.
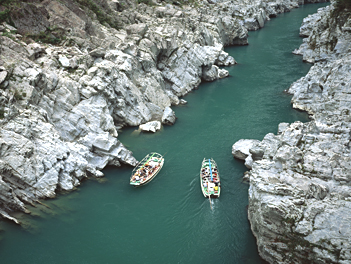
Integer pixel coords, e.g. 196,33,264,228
0,3,328,264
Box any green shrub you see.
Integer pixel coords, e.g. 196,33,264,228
0,108,4,119
138,0,153,5
335,0,351,13
0,0,24,25
13,90,23,100
0,9,10,23
26,30,63,45
73,0,122,30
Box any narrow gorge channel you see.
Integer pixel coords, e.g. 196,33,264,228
0,3,328,264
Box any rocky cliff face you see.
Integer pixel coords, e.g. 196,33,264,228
233,1,351,263
0,0,325,223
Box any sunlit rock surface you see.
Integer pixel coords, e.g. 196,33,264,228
0,0,327,223
235,1,351,263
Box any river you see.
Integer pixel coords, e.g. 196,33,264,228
0,3,328,264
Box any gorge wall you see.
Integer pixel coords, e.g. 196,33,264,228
0,0,321,223
233,1,351,263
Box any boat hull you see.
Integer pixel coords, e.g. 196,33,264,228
130,152,164,186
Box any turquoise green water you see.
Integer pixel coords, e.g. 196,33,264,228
0,3,328,264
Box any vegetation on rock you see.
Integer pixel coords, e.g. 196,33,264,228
73,0,123,29
334,0,351,14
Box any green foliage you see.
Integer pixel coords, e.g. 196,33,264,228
0,9,10,23
74,0,122,30
155,0,199,7
0,0,17,6
0,0,20,24
334,0,351,14
36,31,62,45
0,108,4,119
309,37,317,50
13,89,23,100
26,28,66,45
336,0,351,10
179,0,199,6
2,30,12,38
0,0,24,26
138,0,153,5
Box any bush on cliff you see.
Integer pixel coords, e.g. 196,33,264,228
73,0,123,29
334,0,351,13
0,0,18,25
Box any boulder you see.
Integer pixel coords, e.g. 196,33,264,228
232,139,260,160
139,121,161,133
161,107,176,125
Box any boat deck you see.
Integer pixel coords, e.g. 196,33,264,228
130,153,164,186
200,158,220,198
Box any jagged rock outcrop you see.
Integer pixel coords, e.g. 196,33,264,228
161,106,176,125
139,120,162,132
234,1,351,263
232,138,261,169
0,0,327,223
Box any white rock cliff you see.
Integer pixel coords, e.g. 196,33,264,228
234,1,351,263
0,3,328,255
0,0,228,220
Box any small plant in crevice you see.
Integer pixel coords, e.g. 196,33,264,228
0,0,22,25
335,0,351,12
0,107,4,119
73,0,123,30
332,0,351,18
13,89,23,101
26,29,65,45
138,0,153,5
0,9,10,24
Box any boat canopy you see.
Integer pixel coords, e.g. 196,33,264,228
209,159,213,181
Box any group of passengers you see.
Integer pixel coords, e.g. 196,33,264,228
132,159,161,182
201,167,219,180
201,166,219,192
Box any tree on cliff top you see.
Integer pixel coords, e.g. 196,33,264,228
335,0,351,13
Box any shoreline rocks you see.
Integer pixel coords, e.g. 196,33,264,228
233,1,351,262
0,0,326,225
139,120,162,132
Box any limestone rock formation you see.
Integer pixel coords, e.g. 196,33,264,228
0,0,328,225
234,1,351,263
161,106,176,125
139,121,162,132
